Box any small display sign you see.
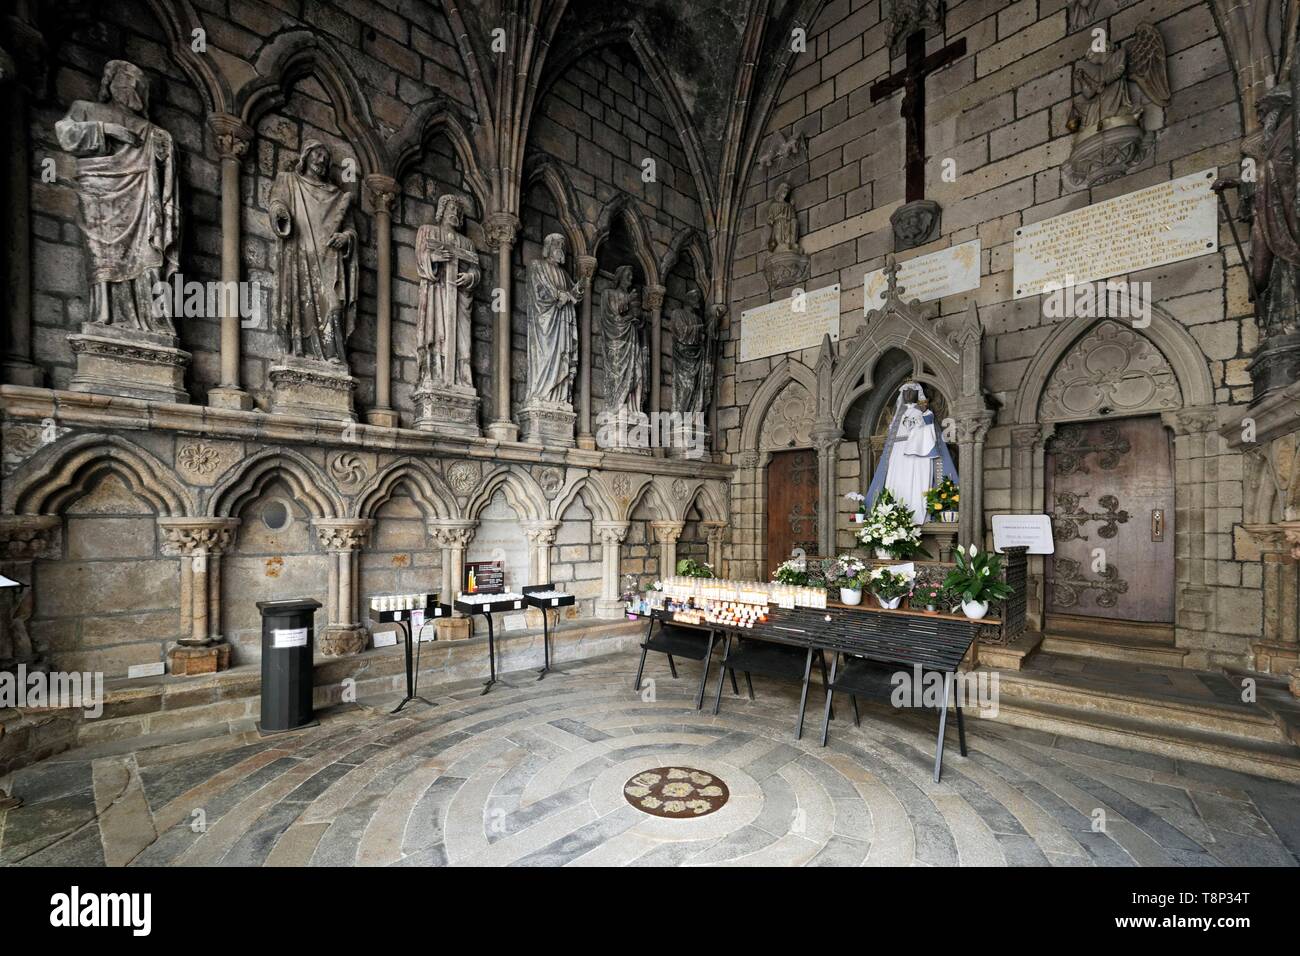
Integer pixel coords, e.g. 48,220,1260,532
463,560,504,594
272,626,309,649
503,613,527,632
991,514,1055,554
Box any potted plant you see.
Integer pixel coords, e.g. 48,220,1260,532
925,476,960,523
916,583,952,613
856,489,930,559
845,491,868,523
675,557,715,579
772,558,809,587
942,544,1014,619
825,554,868,605
867,565,915,610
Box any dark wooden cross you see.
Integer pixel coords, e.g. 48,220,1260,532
870,31,967,203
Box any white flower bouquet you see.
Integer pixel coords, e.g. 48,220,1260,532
855,489,928,559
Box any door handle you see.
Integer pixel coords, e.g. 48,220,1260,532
1151,508,1164,542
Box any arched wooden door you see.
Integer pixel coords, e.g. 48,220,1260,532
765,448,819,575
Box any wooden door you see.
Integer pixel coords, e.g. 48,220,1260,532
1045,416,1174,623
765,448,819,576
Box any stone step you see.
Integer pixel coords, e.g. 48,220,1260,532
979,695,1300,784
990,667,1287,745
1040,630,1189,667
1044,613,1176,645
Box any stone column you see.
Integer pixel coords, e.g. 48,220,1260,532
158,518,240,675
701,520,726,576
365,174,400,427
650,520,685,578
644,284,666,418
206,114,254,410
485,212,521,442
576,255,598,449
428,519,475,639
0,516,61,671
594,521,630,617
2,22,44,387
955,412,994,549
1162,407,1220,657
521,520,560,585
313,519,374,656
1009,423,1049,630
812,422,842,556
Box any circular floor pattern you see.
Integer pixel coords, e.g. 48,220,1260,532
623,767,730,818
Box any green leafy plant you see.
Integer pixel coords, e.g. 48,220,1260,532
942,545,1014,605
867,565,916,600
675,557,715,579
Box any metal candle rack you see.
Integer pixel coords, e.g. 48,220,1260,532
453,592,526,694
523,583,576,679
368,593,451,713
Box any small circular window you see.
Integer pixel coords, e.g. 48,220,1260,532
261,498,293,532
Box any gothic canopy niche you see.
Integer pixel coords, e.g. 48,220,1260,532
1037,319,1182,423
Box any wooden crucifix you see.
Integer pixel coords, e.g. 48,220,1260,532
870,30,967,204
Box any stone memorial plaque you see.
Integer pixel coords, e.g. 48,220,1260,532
739,284,840,363
991,514,1055,554
1013,169,1218,299
864,240,981,310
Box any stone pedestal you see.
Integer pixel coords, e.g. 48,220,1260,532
520,400,576,447
269,356,357,421
168,642,232,676
414,384,481,438
763,249,810,292
207,385,254,410
667,424,711,460
320,625,366,657
68,324,191,404
366,408,400,428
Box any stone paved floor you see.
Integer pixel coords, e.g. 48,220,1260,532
2,653,1299,867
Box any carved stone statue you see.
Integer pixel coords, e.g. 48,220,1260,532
56,60,180,333
766,181,799,254
269,140,359,365
522,233,582,446
601,265,647,419
670,287,715,416
416,195,479,391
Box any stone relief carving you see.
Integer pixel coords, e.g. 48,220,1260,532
884,0,945,54
536,467,564,498
176,441,242,486
446,460,482,497
327,452,370,490
2,422,67,477
1039,319,1181,421
670,288,716,417
759,381,815,450
601,265,648,419
1063,23,1170,189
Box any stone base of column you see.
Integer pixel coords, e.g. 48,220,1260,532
2,358,44,387
207,385,254,410
168,641,232,676
595,598,627,619
319,624,367,657
576,434,598,450
520,401,576,447
486,419,519,442
666,425,710,460
436,618,471,640
68,324,191,404
365,407,400,428
414,384,481,437
269,355,357,422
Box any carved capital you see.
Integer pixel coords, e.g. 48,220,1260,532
650,520,685,544
485,212,521,250
811,422,842,450
313,518,374,552
520,520,561,546
363,174,399,216
158,517,240,556
644,284,666,312
955,414,994,444
0,515,61,560
700,520,726,544
427,519,476,549
207,113,253,162
1010,424,1042,449
576,255,598,286
1281,521,1300,561
1161,405,1219,437
594,520,630,546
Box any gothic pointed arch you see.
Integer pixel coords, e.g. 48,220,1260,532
389,98,492,216
550,473,618,523
523,154,590,259
210,448,342,519
622,475,673,522
591,191,660,286
237,29,386,178
739,356,819,455
465,466,548,522
8,434,193,517
682,481,727,524
660,226,711,296
144,0,233,113
353,458,459,521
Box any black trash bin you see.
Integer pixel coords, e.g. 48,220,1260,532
257,598,322,734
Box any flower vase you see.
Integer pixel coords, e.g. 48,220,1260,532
874,547,891,560
851,513,866,524
961,599,989,620
940,510,958,523
840,587,862,606
876,594,902,610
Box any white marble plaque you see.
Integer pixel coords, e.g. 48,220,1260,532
991,514,1055,554
739,284,840,363
864,240,981,311
1013,169,1218,299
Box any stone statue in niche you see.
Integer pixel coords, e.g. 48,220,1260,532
763,182,810,291
413,194,482,437
522,233,582,446
266,140,360,420
601,265,647,420
1062,23,1170,190
670,287,715,417
56,60,191,403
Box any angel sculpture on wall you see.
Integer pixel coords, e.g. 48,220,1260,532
1067,23,1170,136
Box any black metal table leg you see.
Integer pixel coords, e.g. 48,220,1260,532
955,677,968,756
795,647,814,740
480,612,499,695
667,654,678,679
537,607,553,680
816,649,833,721
933,670,953,782
695,631,715,710
712,634,732,715
744,670,754,700
390,617,435,714
820,652,839,746
633,615,656,691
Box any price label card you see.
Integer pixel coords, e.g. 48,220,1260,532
551,598,559,606
272,627,308,649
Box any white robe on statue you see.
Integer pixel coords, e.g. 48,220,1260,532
885,403,937,525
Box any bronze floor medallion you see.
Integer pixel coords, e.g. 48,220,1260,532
623,767,730,818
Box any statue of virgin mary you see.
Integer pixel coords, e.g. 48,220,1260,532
864,382,958,525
